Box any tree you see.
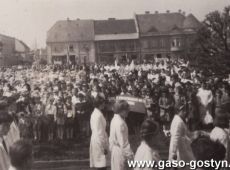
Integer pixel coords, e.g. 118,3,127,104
190,6,230,74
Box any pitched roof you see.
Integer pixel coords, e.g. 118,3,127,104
94,19,137,35
183,14,201,29
136,12,186,34
136,12,200,35
16,39,30,51
47,19,94,43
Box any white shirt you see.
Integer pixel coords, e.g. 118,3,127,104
134,141,160,170
109,114,133,170
90,108,109,168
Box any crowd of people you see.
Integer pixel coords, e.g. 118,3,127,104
0,58,230,170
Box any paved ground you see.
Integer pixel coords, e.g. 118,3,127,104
33,131,169,170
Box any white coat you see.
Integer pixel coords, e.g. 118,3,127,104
8,166,17,170
196,88,213,124
5,122,20,151
0,137,10,170
169,115,195,164
109,114,133,170
90,108,109,168
134,141,160,170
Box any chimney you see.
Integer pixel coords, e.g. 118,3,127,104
182,11,186,15
67,17,70,21
108,18,116,20
155,11,159,14
145,11,150,14
166,10,170,13
178,9,182,13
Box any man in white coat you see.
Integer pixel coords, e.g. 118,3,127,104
169,104,195,170
90,94,109,170
109,100,134,170
0,111,13,170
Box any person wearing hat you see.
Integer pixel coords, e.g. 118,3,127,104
210,113,229,161
168,103,195,170
134,119,161,170
90,94,109,170
0,111,13,170
109,100,134,170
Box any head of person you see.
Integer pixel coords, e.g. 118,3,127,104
113,100,130,119
191,136,225,170
0,111,13,137
201,81,207,89
93,93,106,110
140,119,160,147
176,103,188,120
175,86,183,95
9,140,33,170
215,89,223,98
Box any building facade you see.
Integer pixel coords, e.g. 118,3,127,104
46,19,95,65
0,34,30,66
135,11,201,61
46,11,201,64
94,19,139,64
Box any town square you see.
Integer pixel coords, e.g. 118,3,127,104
0,0,230,170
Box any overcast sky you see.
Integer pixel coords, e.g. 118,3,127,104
0,0,229,49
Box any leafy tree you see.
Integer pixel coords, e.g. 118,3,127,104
190,6,230,74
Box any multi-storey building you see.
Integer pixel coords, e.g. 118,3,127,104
135,10,201,61
46,19,95,65
94,18,139,64
46,11,201,64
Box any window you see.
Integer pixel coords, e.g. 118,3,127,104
98,43,106,52
171,39,176,47
176,39,181,47
98,42,114,52
54,46,58,52
69,45,74,52
160,39,165,48
142,40,148,49
171,38,182,47
127,41,135,51
117,41,126,51
147,39,152,49
157,54,162,58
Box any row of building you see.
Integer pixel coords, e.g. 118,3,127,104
46,10,201,65
0,33,31,66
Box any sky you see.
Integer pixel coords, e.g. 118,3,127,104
0,0,229,49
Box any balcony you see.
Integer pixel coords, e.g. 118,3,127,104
171,46,183,52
